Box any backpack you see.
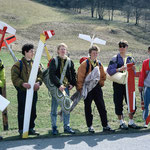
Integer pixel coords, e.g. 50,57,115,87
47,57,71,69
79,57,101,73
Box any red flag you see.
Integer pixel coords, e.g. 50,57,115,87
0,26,7,50
43,30,55,40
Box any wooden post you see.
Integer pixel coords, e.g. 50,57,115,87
2,83,8,131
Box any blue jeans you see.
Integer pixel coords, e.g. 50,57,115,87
143,87,150,120
50,88,70,129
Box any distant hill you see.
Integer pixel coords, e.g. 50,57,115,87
0,0,149,63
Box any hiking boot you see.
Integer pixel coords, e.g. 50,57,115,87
119,123,128,130
64,126,75,134
88,126,95,133
52,126,58,135
29,129,40,136
103,126,115,132
128,123,140,129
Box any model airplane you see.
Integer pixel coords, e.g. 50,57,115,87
22,30,55,138
78,34,106,47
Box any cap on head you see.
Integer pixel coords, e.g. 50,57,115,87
22,44,34,55
148,46,150,51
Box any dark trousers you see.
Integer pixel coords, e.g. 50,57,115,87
84,84,108,128
113,82,127,116
113,82,136,115
17,88,37,131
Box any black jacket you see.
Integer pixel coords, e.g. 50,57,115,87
49,56,76,88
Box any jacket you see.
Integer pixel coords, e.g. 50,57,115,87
49,56,76,88
77,58,106,91
11,57,43,91
138,59,150,88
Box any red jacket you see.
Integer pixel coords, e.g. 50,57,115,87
138,59,150,87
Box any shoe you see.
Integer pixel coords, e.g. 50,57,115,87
52,126,58,135
19,130,23,137
64,126,75,134
88,126,95,133
29,129,40,136
144,122,148,128
128,123,140,129
119,123,128,130
0,136,3,140
103,125,115,132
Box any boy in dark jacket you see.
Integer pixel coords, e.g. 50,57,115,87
49,43,76,135
11,44,42,136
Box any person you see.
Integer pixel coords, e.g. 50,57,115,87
77,45,114,133
138,46,150,128
49,43,76,135
0,58,5,140
11,44,43,136
107,40,139,130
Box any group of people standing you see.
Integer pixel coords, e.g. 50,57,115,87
0,39,150,139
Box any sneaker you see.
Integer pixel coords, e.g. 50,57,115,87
119,123,128,130
88,126,95,133
29,129,40,136
144,122,148,128
0,136,3,140
128,123,140,129
52,126,58,135
103,125,115,132
64,126,75,134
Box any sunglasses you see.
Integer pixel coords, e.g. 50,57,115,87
119,45,126,48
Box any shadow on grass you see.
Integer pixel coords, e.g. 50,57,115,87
0,127,150,149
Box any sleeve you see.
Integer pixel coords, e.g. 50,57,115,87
11,64,24,88
69,60,77,86
99,65,106,87
36,68,43,85
107,58,118,76
49,58,62,88
76,62,87,91
0,64,5,88
138,61,147,88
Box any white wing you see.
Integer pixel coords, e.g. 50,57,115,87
93,38,106,45
0,21,16,35
0,95,10,112
78,34,92,42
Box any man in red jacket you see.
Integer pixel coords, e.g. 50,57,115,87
139,46,150,128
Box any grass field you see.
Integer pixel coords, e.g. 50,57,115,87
0,50,149,140
0,0,150,140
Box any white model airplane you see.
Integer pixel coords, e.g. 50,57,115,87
78,34,106,47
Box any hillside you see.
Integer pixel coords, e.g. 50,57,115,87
0,0,149,64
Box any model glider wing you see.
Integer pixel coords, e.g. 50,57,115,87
78,34,92,42
93,37,106,45
0,21,16,35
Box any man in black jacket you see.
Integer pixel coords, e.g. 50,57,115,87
49,43,76,135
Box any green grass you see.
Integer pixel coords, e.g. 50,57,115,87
0,50,149,140
0,0,150,140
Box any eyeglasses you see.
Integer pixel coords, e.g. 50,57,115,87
119,45,126,48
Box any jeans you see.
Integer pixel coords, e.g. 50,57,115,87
50,88,70,129
143,87,150,120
